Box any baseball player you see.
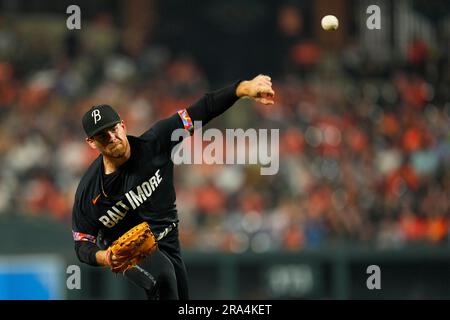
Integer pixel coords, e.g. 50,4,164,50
71,74,275,300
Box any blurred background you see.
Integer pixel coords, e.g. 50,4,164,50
0,0,449,299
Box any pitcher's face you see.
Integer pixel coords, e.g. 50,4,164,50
86,121,129,158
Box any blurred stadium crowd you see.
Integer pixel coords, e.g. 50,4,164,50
0,7,448,253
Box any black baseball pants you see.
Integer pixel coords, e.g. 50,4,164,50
123,228,189,300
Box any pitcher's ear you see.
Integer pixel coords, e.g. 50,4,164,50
85,137,98,150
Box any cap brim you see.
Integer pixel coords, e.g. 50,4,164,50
88,120,121,138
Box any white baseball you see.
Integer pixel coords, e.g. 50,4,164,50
321,15,339,31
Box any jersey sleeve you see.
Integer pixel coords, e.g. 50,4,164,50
71,189,101,266
141,80,241,154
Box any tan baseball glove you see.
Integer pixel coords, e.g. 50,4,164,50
106,222,158,273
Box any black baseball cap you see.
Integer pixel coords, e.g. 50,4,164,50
82,105,121,138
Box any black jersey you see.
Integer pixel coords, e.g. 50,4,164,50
72,81,240,266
